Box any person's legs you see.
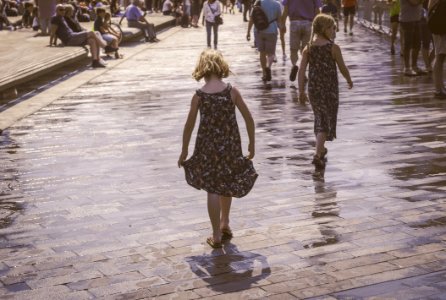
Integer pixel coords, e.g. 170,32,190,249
315,132,327,157
348,13,354,33
219,196,232,230
401,22,413,71
87,37,98,60
433,54,445,93
207,193,221,243
411,21,421,71
390,21,398,54
213,23,218,48
206,20,212,47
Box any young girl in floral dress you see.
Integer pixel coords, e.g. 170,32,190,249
298,14,353,173
178,49,258,248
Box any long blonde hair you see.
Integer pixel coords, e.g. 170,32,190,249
192,49,231,81
308,14,336,48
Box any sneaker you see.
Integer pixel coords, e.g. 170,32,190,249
413,67,427,75
349,31,353,36
265,67,272,81
403,68,417,77
92,60,106,68
434,91,446,99
282,54,287,61
290,65,298,82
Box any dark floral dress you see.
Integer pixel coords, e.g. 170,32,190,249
182,84,258,198
308,42,339,141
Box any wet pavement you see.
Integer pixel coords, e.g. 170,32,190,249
0,13,446,299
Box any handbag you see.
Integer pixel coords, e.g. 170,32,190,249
209,3,223,25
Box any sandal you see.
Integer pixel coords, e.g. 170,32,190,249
206,237,222,249
221,228,233,241
312,155,326,169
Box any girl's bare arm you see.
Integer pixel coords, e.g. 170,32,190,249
298,46,309,100
232,87,255,159
178,94,200,167
332,44,353,89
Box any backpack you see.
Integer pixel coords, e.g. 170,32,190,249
428,0,446,35
251,1,276,31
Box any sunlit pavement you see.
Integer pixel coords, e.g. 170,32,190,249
0,13,445,299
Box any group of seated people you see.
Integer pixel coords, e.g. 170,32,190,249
50,3,124,68
1,0,181,68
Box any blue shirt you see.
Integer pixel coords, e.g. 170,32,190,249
283,0,321,21
125,4,143,21
255,0,282,34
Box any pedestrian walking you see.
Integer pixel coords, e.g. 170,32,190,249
281,0,321,82
202,0,222,49
388,0,403,55
178,49,258,249
342,0,356,35
247,0,282,82
428,0,446,99
400,0,423,76
297,14,353,174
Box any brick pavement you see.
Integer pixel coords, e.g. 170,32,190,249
0,13,445,299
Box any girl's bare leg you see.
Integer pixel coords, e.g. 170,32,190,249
316,132,327,157
207,193,221,243
219,196,232,230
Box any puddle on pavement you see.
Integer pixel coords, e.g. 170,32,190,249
410,217,446,229
0,132,24,230
303,180,340,249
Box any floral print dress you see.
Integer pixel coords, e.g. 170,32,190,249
182,84,258,198
308,42,339,141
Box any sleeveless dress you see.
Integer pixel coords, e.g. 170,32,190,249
182,84,258,198
308,42,339,141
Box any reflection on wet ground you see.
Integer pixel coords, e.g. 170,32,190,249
187,244,271,293
0,15,445,298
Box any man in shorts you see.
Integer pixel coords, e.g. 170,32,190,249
50,4,107,68
281,0,321,82
428,0,446,99
246,0,282,82
342,0,356,35
400,0,423,76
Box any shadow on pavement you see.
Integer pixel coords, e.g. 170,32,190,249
186,244,271,293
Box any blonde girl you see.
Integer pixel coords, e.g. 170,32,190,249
178,49,257,248
298,14,353,174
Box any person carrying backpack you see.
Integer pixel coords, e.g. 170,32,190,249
246,0,282,82
428,0,446,99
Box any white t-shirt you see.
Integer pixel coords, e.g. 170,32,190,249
203,0,221,23
163,0,173,12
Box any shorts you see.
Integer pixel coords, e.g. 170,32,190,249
66,31,88,46
257,32,277,55
390,14,398,23
289,20,311,51
343,6,355,17
101,33,116,44
401,21,421,51
433,34,446,55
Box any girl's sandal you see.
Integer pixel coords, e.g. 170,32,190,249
221,228,233,241
206,237,222,248
115,53,124,59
